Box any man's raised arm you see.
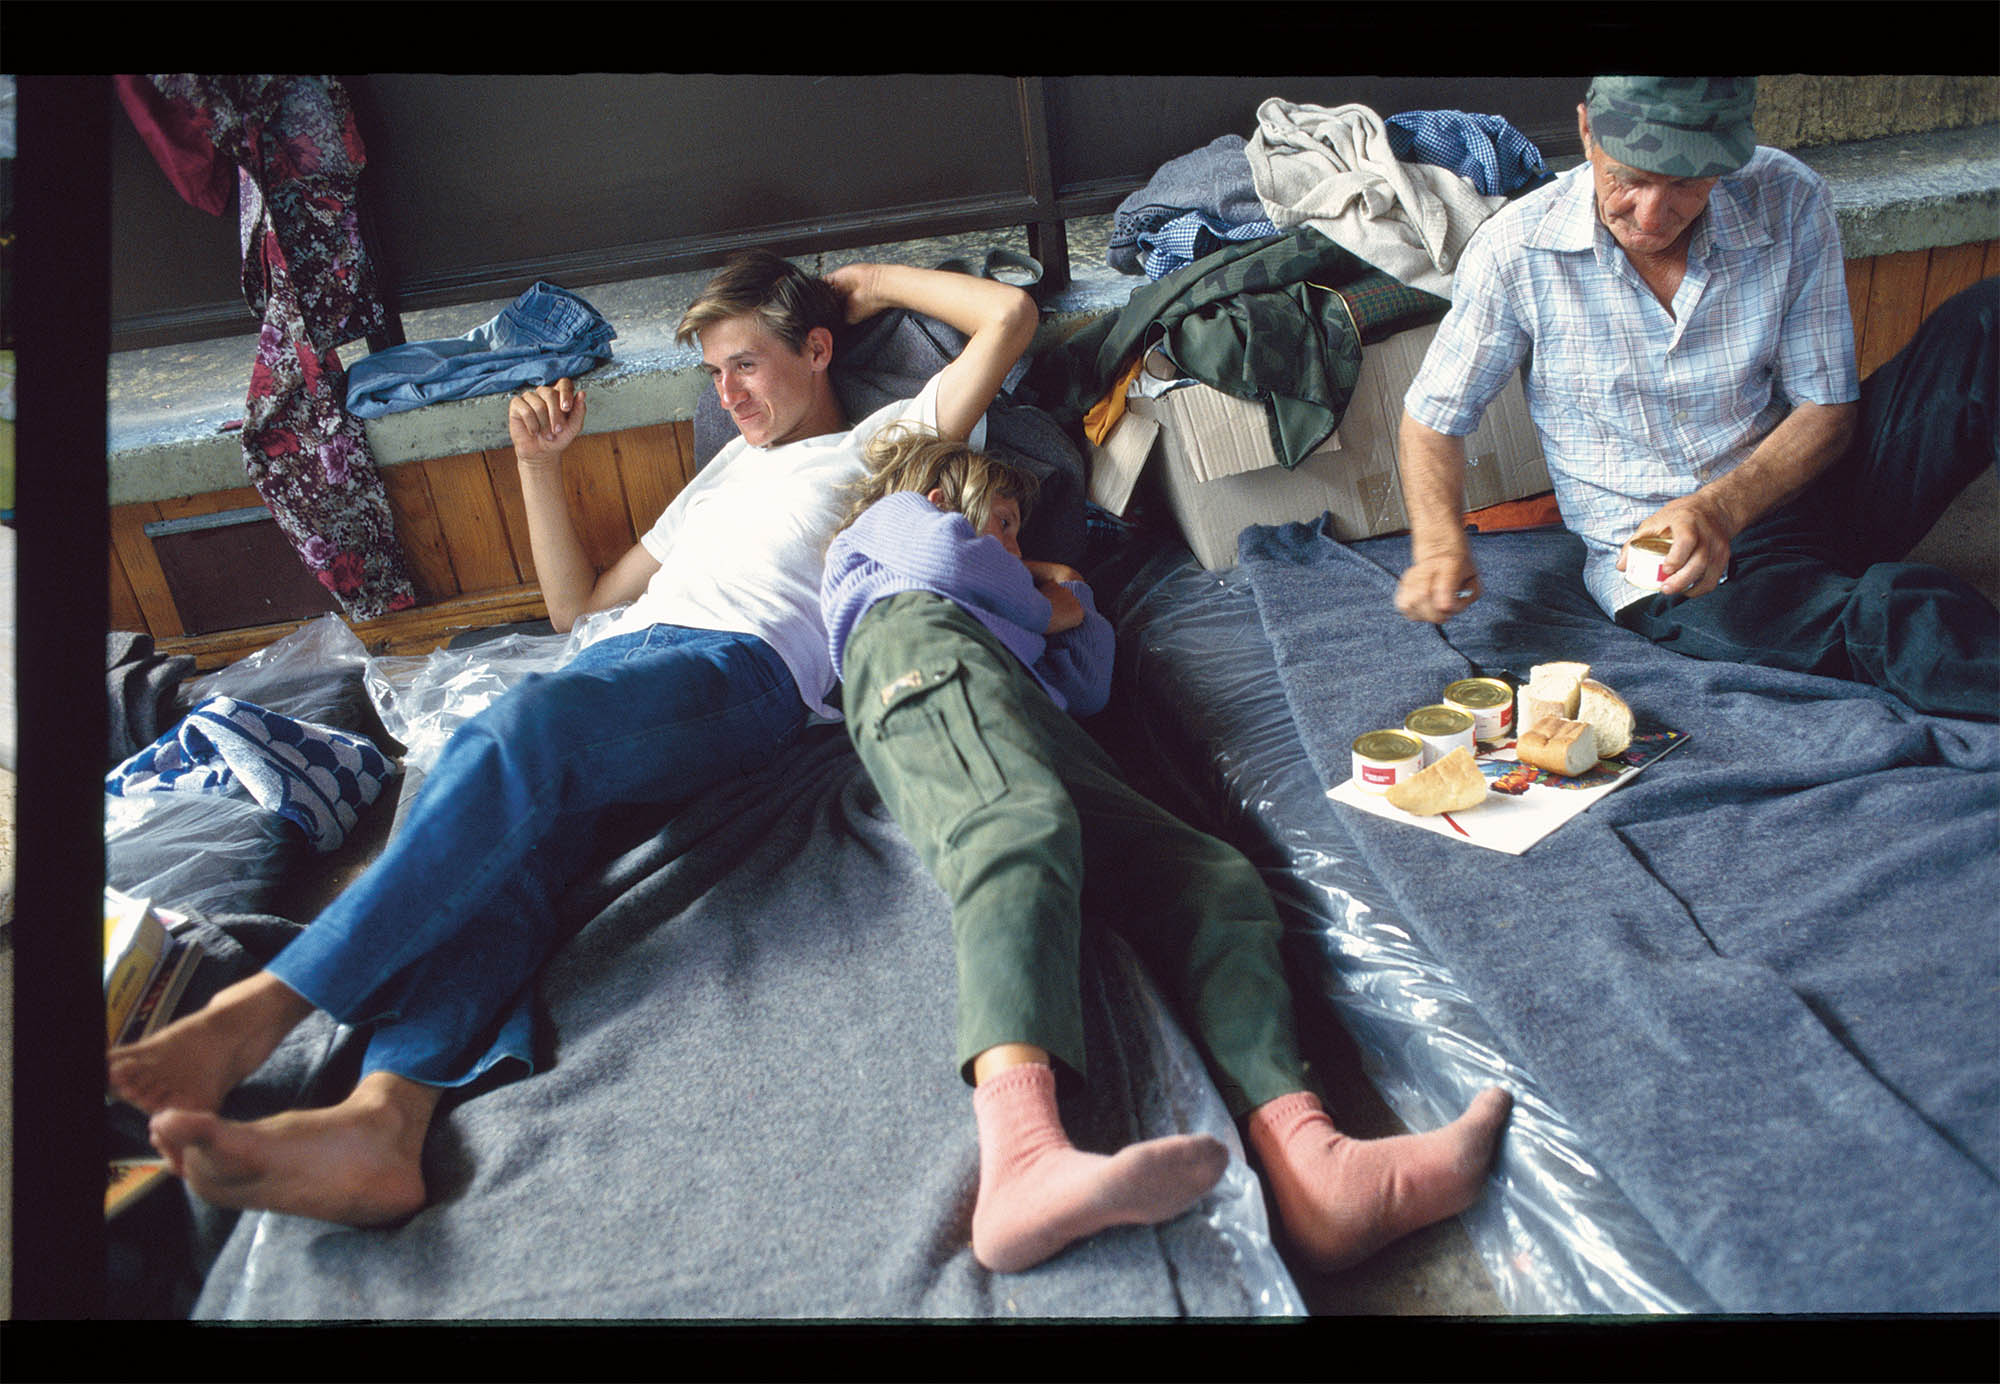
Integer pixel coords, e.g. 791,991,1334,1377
825,263,1039,442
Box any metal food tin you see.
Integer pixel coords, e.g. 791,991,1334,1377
1351,730,1423,794
1443,677,1515,744
1404,705,1476,767
1623,534,1673,590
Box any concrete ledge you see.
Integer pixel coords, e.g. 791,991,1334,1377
107,126,2000,506
107,218,1141,506
1796,124,2000,259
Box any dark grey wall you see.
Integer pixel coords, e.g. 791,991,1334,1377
110,74,1587,351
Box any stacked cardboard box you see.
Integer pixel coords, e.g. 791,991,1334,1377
1090,320,1550,570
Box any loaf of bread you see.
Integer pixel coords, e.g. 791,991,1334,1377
1519,661,1590,730
1577,678,1634,758
1515,715,1599,776
1384,746,1488,815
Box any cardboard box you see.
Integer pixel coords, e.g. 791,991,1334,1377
1102,320,1549,570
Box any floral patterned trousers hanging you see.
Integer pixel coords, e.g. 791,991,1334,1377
120,75,418,619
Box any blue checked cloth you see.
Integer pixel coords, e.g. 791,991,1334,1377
1385,109,1552,197
106,696,395,853
1138,209,1282,281
345,281,616,419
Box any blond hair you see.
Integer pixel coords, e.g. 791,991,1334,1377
836,424,1039,538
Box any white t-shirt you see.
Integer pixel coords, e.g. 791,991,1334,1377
580,374,983,719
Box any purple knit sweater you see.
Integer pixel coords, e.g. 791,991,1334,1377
821,491,1114,716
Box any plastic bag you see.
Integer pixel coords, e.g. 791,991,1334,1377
189,613,381,740
362,612,615,776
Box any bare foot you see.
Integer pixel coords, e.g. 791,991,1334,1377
1247,1086,1513,1272
149,1071,442,1227
108,971,317,1114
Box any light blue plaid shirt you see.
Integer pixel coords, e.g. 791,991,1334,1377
1405,146,1859,615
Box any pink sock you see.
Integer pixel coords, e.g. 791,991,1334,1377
1246,1087,1512,1272
970,1063,1229,1274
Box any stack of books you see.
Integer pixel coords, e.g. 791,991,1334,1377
104,885,199,1049
104,885,202,1218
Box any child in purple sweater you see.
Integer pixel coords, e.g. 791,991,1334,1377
823,425,1511,1276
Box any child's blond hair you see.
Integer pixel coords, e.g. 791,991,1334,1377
837,423,1039,538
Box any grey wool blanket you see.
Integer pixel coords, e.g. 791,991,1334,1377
1237,519,2000,1313
193,728,1295,1320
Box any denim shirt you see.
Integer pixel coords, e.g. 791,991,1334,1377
345,281,616,419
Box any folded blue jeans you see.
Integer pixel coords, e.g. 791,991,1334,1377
344,280,616,419
267,624,805,1086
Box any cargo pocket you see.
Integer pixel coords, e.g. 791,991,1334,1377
864,658,1009,841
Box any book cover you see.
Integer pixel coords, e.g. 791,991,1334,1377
104,887,169,1045
115,936,203,1046
106,1157,172,1219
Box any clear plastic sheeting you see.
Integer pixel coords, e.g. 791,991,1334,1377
1094,934,1305,1316
1110,551,1717,1315
187,613,377,730
363,610,617,774
106,614,388,917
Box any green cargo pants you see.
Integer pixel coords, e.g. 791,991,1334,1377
842,591,1309,1116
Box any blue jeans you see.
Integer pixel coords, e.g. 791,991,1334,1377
344,281,617,419
267,624,806,1086
1619,278,1999,721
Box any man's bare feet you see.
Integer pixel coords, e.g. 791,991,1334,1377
108,970,316,1114
148,1071,442,1227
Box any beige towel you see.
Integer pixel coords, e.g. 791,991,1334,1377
1245,99,1507,299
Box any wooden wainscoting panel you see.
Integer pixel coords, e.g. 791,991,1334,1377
155,485,264,522
422,450,522,593
108,528,148,634
378,461,460,603
482,448,536,586
559,432,640,573
1921,242,1991,320
1855,248,1931,379
611,421,692,542
1844,256,1875,364
108,500,182,639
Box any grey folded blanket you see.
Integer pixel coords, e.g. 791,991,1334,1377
194,729,1292,1319
1238,519,2000,1313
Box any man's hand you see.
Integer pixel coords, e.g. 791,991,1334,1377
824,262,885,326
1040,581,1086,634
509,378,587,469
1621,488,1739,599
1024,560,1083,588
1027,560,1088,633
1396,538,1482,623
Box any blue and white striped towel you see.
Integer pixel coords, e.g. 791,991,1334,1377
106,696,395,853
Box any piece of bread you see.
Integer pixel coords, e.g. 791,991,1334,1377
1384,746,1488,816
1519,661,1589,730
1515,715,1599,776
1577,678,1634,758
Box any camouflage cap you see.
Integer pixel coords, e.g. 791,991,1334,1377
1586,76,1757,178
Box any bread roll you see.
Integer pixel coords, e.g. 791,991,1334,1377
1520,661,1590,729
1384,746,1488,815
1577,678,1633,758
1515,715,1599,776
